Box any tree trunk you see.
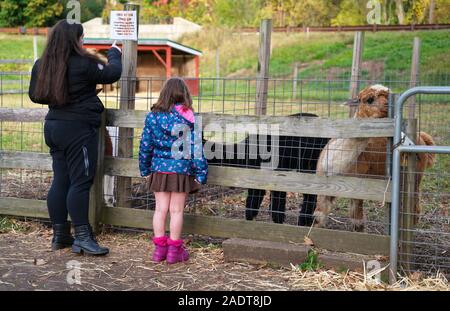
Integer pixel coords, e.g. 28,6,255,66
395,0,405,24
429,0,435,24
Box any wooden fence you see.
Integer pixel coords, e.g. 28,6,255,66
239,23,450,33
1,24,449,36
0,107,394,256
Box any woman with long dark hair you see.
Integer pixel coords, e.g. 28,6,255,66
29,20,122,256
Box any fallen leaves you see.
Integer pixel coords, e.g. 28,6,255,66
34,258,47,266
304,236,314,246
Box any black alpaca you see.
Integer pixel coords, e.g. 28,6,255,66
204,113,329,226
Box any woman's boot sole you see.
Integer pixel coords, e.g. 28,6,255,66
72,245,109,256
52,243,73,251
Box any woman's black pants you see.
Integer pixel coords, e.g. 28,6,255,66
44,120,99,226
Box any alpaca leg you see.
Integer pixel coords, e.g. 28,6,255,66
298,193,317,226
246,189,265,221
104,127,118,207
313,195,336,227
103,175,115,207
349,199,365,232
270,191,286,224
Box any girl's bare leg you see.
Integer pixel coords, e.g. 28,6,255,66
169,192,187,240
153,192,171,237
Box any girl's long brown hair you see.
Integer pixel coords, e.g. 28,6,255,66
33,20,105,106
152,77,193,112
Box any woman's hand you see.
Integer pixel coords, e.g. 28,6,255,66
111,41,122,53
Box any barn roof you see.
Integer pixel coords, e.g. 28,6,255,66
83,38,202,56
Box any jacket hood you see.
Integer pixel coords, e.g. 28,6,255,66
173,104,195,124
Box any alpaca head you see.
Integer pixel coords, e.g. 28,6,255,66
355,84,390,118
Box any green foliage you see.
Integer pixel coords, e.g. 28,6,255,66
138,0,448,27
79,0,106,23
0,0,64,27
433,0,450,23
23,0,64,27
1,0,448,28
404,0,430,23
212,0,262,27
261,0,340,27
332,0,368,26
298,250,323,271
0,0,28,27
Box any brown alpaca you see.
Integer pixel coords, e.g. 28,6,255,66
314,85,435,231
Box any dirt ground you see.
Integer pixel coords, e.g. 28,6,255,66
0,224,294,291
0,221,448,291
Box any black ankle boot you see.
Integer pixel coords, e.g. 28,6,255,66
52,223,74,251
72,224,109,256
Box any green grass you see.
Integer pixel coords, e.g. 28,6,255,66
180,30,450,79
298,249,323,272
0,216,35,234
0,34,45,72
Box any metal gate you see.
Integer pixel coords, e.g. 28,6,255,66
389,86,450,284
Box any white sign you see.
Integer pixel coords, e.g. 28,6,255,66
110,11,137,41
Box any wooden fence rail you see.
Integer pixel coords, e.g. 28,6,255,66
1,24,449,36
238,23,450,33
0,107,393,256
107,109,395,138
0,197,389,255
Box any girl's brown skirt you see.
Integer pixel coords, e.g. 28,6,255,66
146,173,200,194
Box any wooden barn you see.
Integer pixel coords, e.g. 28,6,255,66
83,38,201,95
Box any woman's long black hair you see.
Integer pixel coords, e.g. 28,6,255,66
33,20,105,106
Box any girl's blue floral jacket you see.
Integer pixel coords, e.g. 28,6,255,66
138,104,208,184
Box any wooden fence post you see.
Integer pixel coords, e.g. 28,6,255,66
117,3,140,209
216,48,220,96
292,62,299,100
33,28,38,63
385,93,396,235
409,37,421,119
255,19,272,116
399,37,421,273
89,113,106,233
349,31,364,117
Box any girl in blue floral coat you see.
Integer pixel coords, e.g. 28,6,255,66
139,77,208,264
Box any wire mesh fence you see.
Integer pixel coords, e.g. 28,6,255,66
0,72,448,277
398,153,449,277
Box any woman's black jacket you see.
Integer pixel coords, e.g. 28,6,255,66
29,47,122,127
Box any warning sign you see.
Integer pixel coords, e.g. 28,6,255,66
110,11,138,41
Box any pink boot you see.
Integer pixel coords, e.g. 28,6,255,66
166,238,189,264
152,236,168,262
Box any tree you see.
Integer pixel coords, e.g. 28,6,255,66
213,0,262,27
433,0,450,23
0,0,28,27
394,0,405,24
331,0,367,26
81,0,107,22
0,0,65,27
23,0,64,27
290,0,340,27
404,0,430,24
